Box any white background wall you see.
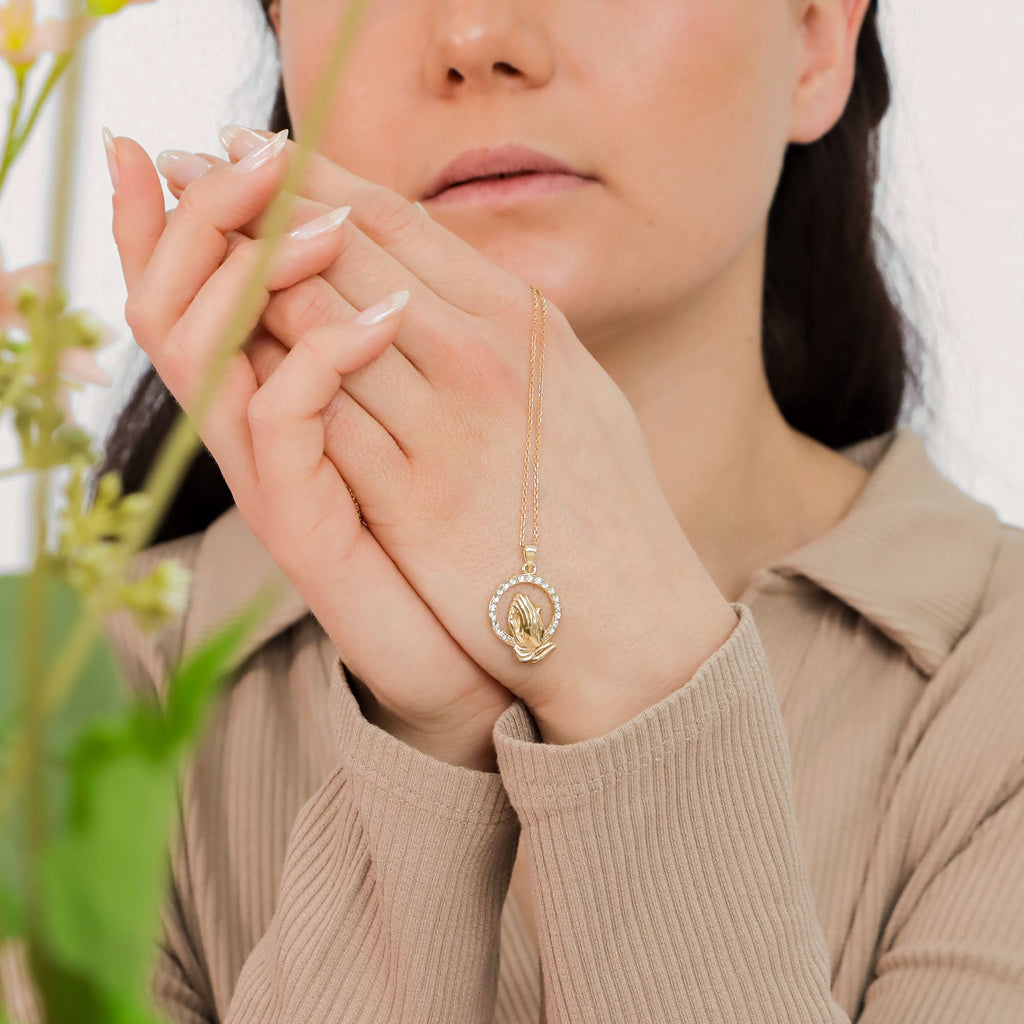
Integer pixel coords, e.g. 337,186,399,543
1,0,1022,573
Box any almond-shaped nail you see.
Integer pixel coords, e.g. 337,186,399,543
156,149,215,185
219,123,272,157
354,289,410,326
232,128,289,174
288,205,352,240
102,126,119,191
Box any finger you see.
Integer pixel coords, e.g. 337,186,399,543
188,348,264,520
157,144,343,242
220,126,523,317
244,327,288,388
247,312,407,533
162,151,230,200
260,275,433,443
243,316,412,529
260,268,357,342
155,215,351,410
126,129,293,347
109,135,170,293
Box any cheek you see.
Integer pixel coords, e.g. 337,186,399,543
586,2,793,267
278,6,403,172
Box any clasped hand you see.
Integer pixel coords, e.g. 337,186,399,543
107,126,737,763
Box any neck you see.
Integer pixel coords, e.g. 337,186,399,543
578,231,869,603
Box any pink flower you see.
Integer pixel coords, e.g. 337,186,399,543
1,245,116,426
0,243,54,330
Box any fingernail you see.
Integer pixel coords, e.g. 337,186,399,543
155,149,215,185
354,289,410,326
231,128,289,173
288,205,352,240
219,123,273,156
102,126,119,191
413,201,431,219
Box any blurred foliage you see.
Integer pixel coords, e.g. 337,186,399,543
0,2,269,1021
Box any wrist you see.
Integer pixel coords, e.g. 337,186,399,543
531,595,740,744
348,673,500,773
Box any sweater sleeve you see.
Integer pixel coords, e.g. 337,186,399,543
492,602,813,1021
220,656,520,1024
493,598,1024,1023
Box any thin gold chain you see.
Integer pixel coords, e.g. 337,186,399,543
519,287,546,567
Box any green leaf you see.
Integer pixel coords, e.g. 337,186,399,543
0,575,125,755
27,597,266,1001
0,568,267,1016
162,597,267,754
28,935,167,1024
37,721,179,1000
0,575,125,943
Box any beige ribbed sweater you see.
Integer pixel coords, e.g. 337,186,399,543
3,425,1024,1022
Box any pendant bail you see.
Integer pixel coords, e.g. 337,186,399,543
522,544,538,575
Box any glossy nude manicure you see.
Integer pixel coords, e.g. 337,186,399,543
155,149,215,185
232,128,289,174
219,124,269,155
354,289,410,326
101,126,119,191
288,206,352,240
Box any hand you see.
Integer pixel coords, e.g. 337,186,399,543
159,129,740,745
107,133,517,772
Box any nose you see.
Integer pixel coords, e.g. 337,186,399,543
423,0,555,96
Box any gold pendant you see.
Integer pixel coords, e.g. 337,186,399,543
489,547,561,662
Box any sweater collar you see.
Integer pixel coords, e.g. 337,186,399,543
759,425,1002,676
180,425,1002,678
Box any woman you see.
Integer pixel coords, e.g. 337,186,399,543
7,0,1023,1020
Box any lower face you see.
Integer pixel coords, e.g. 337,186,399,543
274,0,800,349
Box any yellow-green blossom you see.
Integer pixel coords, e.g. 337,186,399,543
0,0,92,69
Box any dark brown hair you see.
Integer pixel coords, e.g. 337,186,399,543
99,0,928,545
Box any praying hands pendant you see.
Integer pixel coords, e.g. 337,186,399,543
488,545,561,662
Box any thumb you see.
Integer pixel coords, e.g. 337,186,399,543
105,131,168,294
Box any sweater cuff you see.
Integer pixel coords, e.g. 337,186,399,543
493,600,764,800
328,655,515,828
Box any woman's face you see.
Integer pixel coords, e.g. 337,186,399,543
268,0,838,350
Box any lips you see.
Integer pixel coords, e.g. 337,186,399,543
423,144,595,200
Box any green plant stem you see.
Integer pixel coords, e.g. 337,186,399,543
0,65,27,194
5,3,87,917
20,467,49,938
0,55,74,196
10,55,74,165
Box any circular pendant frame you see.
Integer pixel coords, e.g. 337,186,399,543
488,573,561,647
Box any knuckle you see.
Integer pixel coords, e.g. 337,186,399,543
445,320,517,403
365,196,422,247
302,326,341,363
500,284,538,329
321,391,352,444
173,180,206,222
277,281,336,334
225,236,264,275
246,387,277,432
159,338,191,396
123,291,149,336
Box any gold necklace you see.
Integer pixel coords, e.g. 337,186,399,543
488,286,561,662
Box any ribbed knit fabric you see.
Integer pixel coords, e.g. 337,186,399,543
3,425,1023,1022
